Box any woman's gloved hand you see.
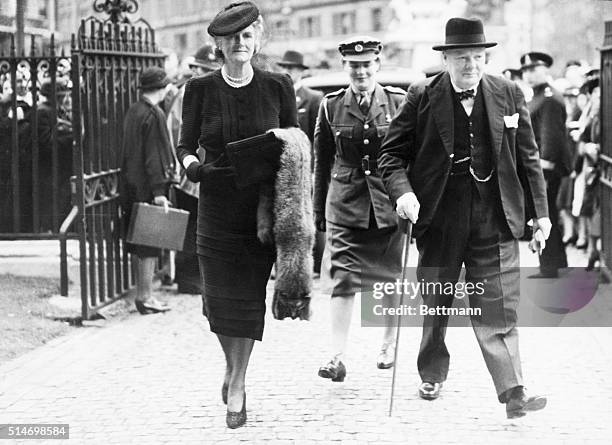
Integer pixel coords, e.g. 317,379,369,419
185,155,235,185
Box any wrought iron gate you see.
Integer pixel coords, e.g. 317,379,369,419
600,22,612,278
70,15,165,318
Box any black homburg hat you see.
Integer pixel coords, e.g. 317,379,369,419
432,17,497,51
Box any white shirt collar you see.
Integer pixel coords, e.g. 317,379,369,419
450,77,479,95
293,80,303,92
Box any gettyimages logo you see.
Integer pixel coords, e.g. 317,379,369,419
360,267,604,327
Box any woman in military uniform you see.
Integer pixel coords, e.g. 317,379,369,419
313,36,406,381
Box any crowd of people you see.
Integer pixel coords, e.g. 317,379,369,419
1,0,605,431
119,0,610,429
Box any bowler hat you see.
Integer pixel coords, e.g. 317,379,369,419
520,52,553,70
139,66,170,91
339,36,382,62
432,18,497,51
40,77,70,97
277,50,308,70
189,45,221,71
207,2,260,37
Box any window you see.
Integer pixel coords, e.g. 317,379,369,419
332,12,356,35
299,16,321,38
174,33,187,51
372,8,383,32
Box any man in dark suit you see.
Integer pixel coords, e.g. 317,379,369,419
277,50,325,274
378,18,550,418
521,52,571,277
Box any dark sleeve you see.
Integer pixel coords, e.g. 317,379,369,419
142,111,169,197
513,83,548,219
279,73,298,128
309,91,323,142
175,78,202,165
313,98,334,215
377,85,419,205
540,97,570,175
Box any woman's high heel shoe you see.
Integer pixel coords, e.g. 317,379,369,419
135,297,171,314
318,357,346,382
226,393,246,429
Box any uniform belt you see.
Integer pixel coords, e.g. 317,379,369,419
340,156,378,175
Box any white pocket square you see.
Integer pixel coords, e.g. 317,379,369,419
503,113,519,128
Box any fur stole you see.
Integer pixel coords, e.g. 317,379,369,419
256,127,315,320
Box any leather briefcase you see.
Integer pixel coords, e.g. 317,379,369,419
126,203,189,251
225,132,283,189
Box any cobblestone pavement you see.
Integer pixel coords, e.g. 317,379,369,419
1,242,611,444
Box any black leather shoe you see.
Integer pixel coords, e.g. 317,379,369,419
135,298,171,314
226,393,247,429
318,357,346,382
506,388,547,419
418,381,442,400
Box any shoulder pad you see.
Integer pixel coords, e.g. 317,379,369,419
383,85,406,95
544,87,553,97
325,88,345,98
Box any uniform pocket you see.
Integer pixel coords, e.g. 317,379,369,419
330,165,352,183
376,124,390,139
331,125,354,141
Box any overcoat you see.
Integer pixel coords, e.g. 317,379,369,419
121,97,177,205
296,85,323,144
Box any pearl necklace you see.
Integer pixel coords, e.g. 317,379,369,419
221,65,254,88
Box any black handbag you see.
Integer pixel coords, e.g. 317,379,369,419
225,132,283,189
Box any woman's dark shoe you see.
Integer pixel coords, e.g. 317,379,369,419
318,357,346,382
377,343,396,369
586,251,600,271
222,382,228,405
135,297,171,315
226,393,246,429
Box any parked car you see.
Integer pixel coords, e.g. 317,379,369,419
301,68,424,95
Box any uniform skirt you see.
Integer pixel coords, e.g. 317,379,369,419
198,253,274,341
327,220,403,297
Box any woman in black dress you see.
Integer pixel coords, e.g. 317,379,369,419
175,2,297,429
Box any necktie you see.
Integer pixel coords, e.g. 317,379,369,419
456,89,475,101
359,92,370,114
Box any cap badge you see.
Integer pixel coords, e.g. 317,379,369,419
355,44,364,52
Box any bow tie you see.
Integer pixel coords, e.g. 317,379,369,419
456,89,475,101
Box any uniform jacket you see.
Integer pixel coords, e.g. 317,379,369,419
528,83,572,177
121,97,177,204
296,85,323,143
378,71,548,239
313,83,405,229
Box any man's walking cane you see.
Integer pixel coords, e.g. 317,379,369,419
388,217,413,417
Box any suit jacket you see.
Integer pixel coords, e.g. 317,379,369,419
314,83,405,229
296,85,323,143
528,83,572,177
378,72,548,239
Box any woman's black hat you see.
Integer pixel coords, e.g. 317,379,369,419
207,2,260,37
139,66,170,91
432,17,497,51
